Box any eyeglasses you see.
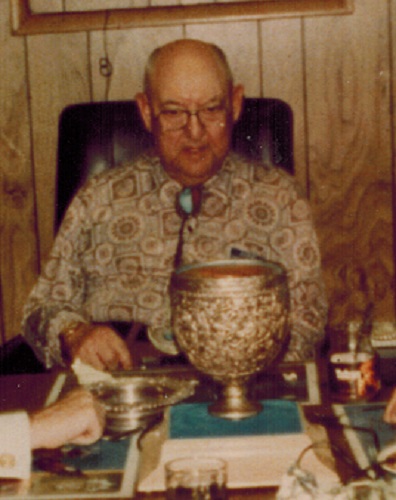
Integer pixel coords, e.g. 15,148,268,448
156,102,227,132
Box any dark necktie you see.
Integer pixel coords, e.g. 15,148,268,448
174,186,202,268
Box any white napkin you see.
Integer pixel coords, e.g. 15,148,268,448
71,358,115,386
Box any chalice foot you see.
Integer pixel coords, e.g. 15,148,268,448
209,382,262,420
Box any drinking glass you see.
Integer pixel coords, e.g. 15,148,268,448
346,480,387,499
165,457,227,500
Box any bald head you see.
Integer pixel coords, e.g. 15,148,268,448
144,39,233,98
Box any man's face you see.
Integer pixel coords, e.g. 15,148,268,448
137,47,244,186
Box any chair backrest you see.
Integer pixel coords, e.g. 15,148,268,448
56,98,293,230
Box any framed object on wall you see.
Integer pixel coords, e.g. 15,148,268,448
10,0,354,35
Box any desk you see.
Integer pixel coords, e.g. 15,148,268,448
0,361,373,499
136,487,278,499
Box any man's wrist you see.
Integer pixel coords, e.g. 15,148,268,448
60,321,88,362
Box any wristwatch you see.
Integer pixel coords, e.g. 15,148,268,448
60,321,87,362
61,321,87,339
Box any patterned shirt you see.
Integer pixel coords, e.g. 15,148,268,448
22,152,327,367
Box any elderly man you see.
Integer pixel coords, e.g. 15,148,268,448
22,39,327,371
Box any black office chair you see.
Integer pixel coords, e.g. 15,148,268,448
0,98,293,374
55,98,293,229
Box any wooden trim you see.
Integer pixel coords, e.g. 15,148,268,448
10,0,354,35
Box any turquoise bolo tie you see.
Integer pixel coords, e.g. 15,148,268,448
177,186,202,216
174,186,202,268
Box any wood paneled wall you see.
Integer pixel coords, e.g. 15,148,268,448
1,0,395,343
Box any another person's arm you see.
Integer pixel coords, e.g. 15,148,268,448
0,412,31,479
0,388,105,479
384,388,396,424
29,388,105,449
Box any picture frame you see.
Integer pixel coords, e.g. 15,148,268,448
10,0,354,36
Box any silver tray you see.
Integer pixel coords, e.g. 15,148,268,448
89,375,198,434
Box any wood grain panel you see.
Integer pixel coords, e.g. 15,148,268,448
391,0,396,323
304,0,393,325
151,0,181,6
186,22,260,97
260,18,306,192
0,0,38,341
90,26,183,101
30,0,62,13
27,33,91,265
181,0,209,5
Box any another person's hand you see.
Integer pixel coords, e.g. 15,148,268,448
62,323,133,371
29,388,105,449
384,388,396,424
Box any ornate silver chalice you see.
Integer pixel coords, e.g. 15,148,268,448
170,259,290,420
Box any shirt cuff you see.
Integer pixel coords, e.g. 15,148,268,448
0,412,31,479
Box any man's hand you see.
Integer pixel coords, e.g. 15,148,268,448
62,323,133,371
29,388,105,449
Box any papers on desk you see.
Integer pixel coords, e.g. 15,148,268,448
138,400,338,491
333,402,393,471
0,435,140,499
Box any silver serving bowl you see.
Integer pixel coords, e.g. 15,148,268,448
89,375,197,434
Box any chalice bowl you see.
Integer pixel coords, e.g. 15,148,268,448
170,259,289,420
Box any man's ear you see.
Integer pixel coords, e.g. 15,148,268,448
231,84,244,123
135,92,153,132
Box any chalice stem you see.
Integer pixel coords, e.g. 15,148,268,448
209,381,262,420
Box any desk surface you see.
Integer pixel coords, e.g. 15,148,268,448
0,361,386,499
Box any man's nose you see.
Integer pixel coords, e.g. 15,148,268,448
186,113,205,139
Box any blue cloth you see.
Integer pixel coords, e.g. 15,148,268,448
170,400,303,439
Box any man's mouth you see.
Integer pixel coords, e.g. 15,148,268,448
183,145,207,156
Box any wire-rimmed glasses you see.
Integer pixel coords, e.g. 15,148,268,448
156,102,227,132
